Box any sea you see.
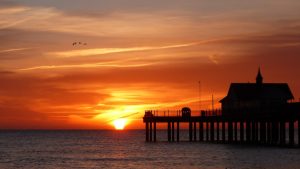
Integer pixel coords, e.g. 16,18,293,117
0,130,300,169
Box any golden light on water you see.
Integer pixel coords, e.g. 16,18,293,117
113,119,127,130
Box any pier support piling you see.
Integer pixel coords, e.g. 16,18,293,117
240,121,244,143
228,121,233,143
272,121,279,144
189,122,193,142
154,122,157,142
172,122,175,142
210,121,214,142
298,119,300,147
177,122,180,142
149,122,152,142
216,121,220,142
246,121,251,143
199,122,203,141
252,121,256,142
280,121,285,145
255,122,259,142
168,122,171,142
267,122,271,144
146,122,149,142
260,121,266,144
234,122,238,142
289,120,294,146
222,121,226,143
194,122,197,141
206,122,209,141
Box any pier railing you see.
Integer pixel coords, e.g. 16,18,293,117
144,109,222,117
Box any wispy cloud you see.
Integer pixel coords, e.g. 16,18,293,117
0,5,191,37
18,61,152,71
0,48,31,54
271,42,300,47
49,42,199,58
2,0,300,129
0,6,30,15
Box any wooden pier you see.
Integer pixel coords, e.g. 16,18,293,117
143,108,300,147
144,70,300,147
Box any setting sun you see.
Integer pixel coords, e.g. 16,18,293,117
113,119,127,130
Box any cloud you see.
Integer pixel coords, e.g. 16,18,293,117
0,6,29,14
0,73,107,107
209,54,220,64
0,3,279,40
0,47,32,54
0,5,191,38
0,70,14,74
49,42,199,58
0,71,212,129
1,0,300,129
18,62,152,71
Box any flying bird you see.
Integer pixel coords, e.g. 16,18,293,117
72,42,87,46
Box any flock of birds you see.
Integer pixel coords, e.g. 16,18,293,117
72,42,87,46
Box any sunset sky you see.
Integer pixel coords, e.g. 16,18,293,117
1,0,300,129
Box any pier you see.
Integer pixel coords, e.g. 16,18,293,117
143,69,300,147
143,108,300,147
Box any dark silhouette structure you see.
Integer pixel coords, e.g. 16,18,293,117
143,69,300,147
220,69,294,117
182,107,191,118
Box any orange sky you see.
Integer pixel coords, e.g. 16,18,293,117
1,0,300,129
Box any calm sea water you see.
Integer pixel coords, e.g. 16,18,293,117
0,130,300,169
